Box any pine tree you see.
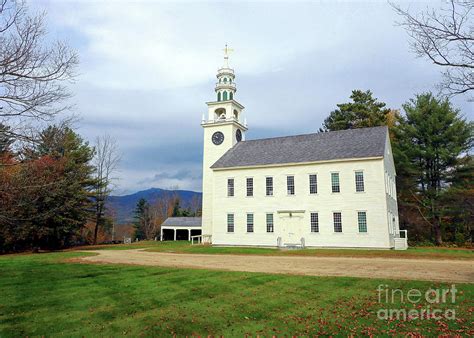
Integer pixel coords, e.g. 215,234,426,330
133,198,150,240
393,93,473,245
321,90,392,131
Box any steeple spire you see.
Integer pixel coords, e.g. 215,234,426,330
223,44,234,68
215,44,236,102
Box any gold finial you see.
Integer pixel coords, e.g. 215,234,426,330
223,43,234,67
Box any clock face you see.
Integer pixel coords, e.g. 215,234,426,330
236,129,242,142
212,131,224,145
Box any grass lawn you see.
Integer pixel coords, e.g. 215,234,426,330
81,240,474,260
0,251,472,336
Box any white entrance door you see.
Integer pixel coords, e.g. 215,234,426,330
280,214,303,245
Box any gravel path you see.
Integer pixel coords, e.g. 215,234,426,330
76,249,474,283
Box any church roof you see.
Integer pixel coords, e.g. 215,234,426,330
211,126,388,169
161,217,202,227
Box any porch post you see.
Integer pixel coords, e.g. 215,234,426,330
188,229,191,241
160,228,163,241
173,228,177,241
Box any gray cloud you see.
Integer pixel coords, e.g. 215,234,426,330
35,1,473,195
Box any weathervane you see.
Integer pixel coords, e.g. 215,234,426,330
223,43,234,67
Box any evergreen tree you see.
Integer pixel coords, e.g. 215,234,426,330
321,90,392,131
133,198,150,240
34,125,96,248
172,198,181,217
393,93,473,245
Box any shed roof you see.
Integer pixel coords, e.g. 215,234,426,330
161,217,202,227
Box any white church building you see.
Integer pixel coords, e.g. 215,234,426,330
201,50,406,250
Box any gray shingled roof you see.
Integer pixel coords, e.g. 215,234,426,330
161,217,202,227
211,126,388,169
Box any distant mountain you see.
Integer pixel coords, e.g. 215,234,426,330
107,188,202,224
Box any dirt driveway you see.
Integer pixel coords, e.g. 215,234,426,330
77,249,474,283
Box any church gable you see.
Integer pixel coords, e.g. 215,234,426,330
211,126,388,169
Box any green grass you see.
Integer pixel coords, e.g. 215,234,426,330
0,252,472,336
82,240,474,260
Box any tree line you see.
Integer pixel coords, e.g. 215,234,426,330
0,1,120,253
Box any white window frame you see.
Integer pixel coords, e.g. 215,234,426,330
355,170,365,192
310,212,319,233
357,211,367,233
309,174,318,194
246,177,253,197
227,213,234,233
246,213,254,233
266,213,274,233
286,175,295,195
333,212,342,233
227,178,234,197
265,176,274,196
331,172,340,193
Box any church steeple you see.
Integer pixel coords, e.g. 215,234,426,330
215,44,236,102
200,46,248,242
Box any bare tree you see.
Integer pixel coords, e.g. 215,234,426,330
149,191,176,239
391,1,474,99
0,0,78,144
92,134,120,244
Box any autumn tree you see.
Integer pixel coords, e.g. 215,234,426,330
392,0,474,99
0,124,95,252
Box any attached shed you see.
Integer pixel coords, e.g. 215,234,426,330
160,217,202,241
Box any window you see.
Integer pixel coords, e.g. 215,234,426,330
333,212,342,232
223,91,228,100
310,212,319,232
246,177,253,197
217,92,221,101
355,171,365,192
287,175,295,195
229,92,233,100
266,177,273,196
266,213,274,233
309,174,317,194
331,173,340,193
227,178,234,197
227,213,234,233
358,211,367,233
247,213,254,233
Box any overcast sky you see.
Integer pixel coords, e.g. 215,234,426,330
34,0,472,195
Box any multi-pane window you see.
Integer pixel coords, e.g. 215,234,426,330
287,176,295,195
266,213,274,233
358,211,367,232
331,173,340,193
355,171,365,192
246,177,253,197
227,213,234,233
227,178,234,197
333,212,342,232
310,212,319,232
247,213,254,233
266,177,273,196
309,174,317,194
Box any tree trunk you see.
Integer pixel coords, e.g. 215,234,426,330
433,216,443,246
93,202,102,245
